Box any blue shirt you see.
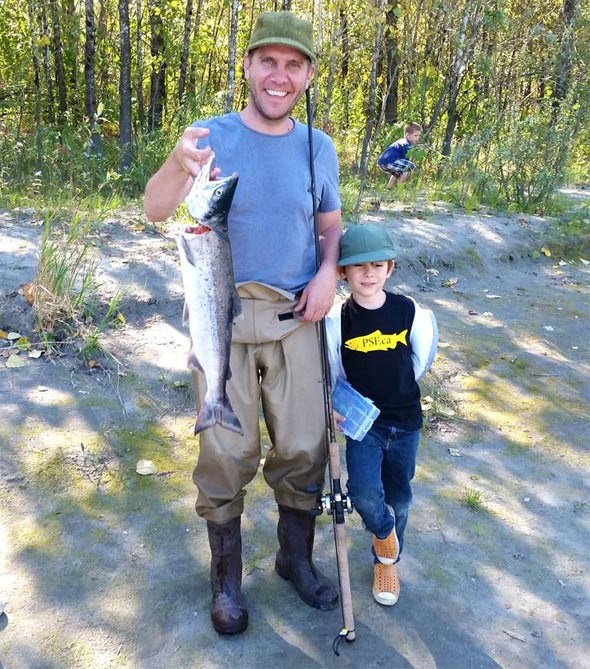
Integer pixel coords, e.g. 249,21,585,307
193,113,341,293
377,137,411,167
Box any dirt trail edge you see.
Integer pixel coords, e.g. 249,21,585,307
1,196,589,669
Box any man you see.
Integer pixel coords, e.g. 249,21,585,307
144,11,342,635
377,122,422,188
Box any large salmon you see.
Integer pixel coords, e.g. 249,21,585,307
176,155,243,435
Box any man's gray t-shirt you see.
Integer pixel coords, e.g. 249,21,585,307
194,112,341,294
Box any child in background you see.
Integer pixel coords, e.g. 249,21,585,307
377,122,422,188
326,224,437,605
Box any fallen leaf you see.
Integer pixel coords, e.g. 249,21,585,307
580,258,589,265
15,337,31,351
442,278,458,288
7,332,21,340
448,448,462,457
541,246,552,257
6,354,26,368
28,349,44,359
136,459,157,476
0,330,8,340
21,283,35,306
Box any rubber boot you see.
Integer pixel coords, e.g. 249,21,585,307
206,517,248,635
274,505,339,610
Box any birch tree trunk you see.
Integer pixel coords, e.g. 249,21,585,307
383,0,399,125
27,0,43,164
178,0,193,104
40,0,56,125
84,0,103,154
225,0,239,113
441,0,482,157
148,0,166,131
552,0,579,117
136,0,145,129
118,0,132,171
49,0,68,123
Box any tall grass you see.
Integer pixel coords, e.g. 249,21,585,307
33,211,124,361
34,212,97,336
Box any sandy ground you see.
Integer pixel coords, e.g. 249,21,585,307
0,192,589,668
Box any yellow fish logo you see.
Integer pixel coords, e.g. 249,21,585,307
344,329,408,353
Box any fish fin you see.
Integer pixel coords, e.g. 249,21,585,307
232,289,243,321
182,301,190,325
179,235,197,267
187,347,204,372
194,397,243,436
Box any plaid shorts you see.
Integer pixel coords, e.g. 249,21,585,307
378,158,416,177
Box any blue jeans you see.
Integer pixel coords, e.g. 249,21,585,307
346,421,420,561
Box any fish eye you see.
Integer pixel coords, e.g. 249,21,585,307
214,187,224,197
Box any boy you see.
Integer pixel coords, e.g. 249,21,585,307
377,122,422,188
326,224,437,605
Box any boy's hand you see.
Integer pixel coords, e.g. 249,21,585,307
332,410,345,432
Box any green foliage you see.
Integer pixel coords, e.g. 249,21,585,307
32,210,125,362
463,487,485,512
0,0,588,212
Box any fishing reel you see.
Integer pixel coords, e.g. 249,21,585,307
321,487,354,524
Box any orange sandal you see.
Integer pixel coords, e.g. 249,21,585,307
373,529,399,565
373,563,400,606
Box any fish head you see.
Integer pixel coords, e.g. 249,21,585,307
185,154,239,232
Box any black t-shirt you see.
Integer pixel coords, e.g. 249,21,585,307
341,292,422,430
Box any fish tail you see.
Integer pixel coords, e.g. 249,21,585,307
194,397,243,436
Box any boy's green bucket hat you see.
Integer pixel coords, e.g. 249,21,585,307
247,11,315,62
337,224,396,266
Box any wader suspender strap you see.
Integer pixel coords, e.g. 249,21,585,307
305,88,356,654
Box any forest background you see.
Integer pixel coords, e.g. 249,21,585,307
0,0,588,216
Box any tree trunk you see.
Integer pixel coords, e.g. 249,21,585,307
178,0,193,103
136,0,145,129
340,7,349,128
552,0,579,117
187,0,203,102
118,0,133,171
441,0,483,157
148,0,166,131
39,0,56,125
355,0,385,216
84,0,102,154
49,0,68,123
27,0,43,165
383,0,399,125
224,0,239,113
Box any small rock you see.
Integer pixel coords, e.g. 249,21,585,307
136,459,157,476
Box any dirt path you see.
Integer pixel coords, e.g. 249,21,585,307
1,195,589,668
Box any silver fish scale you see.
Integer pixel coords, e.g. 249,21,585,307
177,170,242,435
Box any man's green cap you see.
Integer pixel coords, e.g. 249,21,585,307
247,11,315,62
338,224,396,266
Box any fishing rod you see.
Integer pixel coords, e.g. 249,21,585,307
305,87,356,655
